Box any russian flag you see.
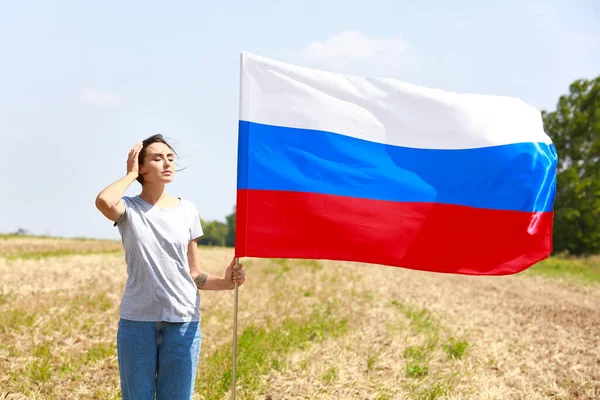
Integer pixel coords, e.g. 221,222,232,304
234,53,557,275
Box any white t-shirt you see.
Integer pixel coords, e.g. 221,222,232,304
114,195,203,322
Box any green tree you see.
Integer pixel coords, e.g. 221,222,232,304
196,219,228,246
225,206,236,247
542,75,600,255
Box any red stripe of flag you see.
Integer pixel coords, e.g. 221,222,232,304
235,189,553,275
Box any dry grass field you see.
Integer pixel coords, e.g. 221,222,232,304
0,235,599,399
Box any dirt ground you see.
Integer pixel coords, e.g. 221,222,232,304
0,244,598,399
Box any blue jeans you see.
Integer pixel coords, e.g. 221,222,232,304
117,318,202,400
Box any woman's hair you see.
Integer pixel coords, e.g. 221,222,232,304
137,134,179,185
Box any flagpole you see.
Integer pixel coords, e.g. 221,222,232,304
232,52,245,400
231,257,239,400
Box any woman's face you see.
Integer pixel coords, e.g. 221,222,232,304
139,142,175,184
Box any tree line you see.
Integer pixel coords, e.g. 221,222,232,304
199,75,599,256
196,207,236,247
543,75,599,255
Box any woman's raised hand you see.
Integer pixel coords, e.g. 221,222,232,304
127,142,143,177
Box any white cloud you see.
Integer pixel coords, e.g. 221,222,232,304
303,30,406,66
80,88,121,107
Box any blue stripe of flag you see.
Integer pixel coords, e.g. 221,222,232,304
237,120,557,212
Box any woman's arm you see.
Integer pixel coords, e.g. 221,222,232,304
187,240,245,290
95,143,142,223
95,173,136,222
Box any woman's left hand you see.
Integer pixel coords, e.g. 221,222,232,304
224,257,246,289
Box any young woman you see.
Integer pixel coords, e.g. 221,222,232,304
95,134,245,400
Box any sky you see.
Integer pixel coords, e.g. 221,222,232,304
1,0,599,240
